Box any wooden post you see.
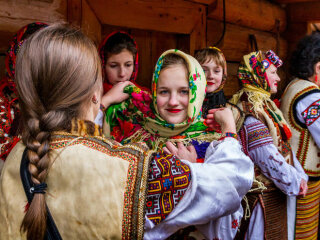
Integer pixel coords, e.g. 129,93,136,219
67,0,82,27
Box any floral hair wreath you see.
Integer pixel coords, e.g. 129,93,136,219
262,50,283,69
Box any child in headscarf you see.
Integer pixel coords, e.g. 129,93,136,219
0,22,47,168
227,50,308,240
95,31,144,126
104,49,254,239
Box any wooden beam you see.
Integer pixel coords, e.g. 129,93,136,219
67,0,82,27
224,62,241,98
0,0,66,49
207,19,288,62
273,0,317,3
288,2,320,22
81,0,101,46
186,0,216,4
190,4,206,54
87,0,205,34
208,0,286,33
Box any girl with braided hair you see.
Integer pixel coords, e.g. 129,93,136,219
0,24,154,240
0,25,252,240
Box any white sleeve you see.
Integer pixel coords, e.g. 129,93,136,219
94,109,104,127
144,138,254,240
296,92,320,148
244,116,305,196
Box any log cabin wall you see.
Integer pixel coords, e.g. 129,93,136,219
0,0,317,99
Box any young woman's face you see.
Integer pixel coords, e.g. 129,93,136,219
156,64,189,124
266,64,280,94
105,49,134,85
201,59,223,93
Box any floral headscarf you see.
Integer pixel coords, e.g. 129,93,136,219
230,50,292,161
98,31,139,93
0,22,48,161
104,49,220,150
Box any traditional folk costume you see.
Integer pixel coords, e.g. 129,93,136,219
95,31,142,127
281,78,320,240
230,51,308,240
0,22,47,170
104,49,254,239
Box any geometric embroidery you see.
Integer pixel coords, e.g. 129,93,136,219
246,121,273,151
146,153,191,225
302,99,320,126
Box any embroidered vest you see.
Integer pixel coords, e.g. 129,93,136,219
281,78,320,177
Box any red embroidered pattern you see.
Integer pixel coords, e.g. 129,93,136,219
146,153,191,225
302,99,320,126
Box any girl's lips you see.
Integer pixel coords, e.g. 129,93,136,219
207,82,215,85
167,109,182,113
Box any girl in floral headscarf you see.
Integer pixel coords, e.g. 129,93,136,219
105,49,224,152
104,49,254,239
0,22,47,167
228,50,308,240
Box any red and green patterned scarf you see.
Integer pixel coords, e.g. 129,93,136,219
104,49,220,150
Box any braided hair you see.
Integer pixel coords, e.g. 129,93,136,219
15,24,102,240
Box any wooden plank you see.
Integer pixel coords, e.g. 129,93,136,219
208,0,286,33
87,0,205,34
190,4,206,54
0,0,66,35
272,0,317,3
288,2,320,22
224,62,241,98
81,0,101,46
207,19,288,62
186,0,216,4
67,0,82,27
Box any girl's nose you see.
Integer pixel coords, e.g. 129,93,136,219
168,93,179,106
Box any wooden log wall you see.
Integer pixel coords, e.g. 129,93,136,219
207,0,288,98
0,0,66,80
1,0,314,99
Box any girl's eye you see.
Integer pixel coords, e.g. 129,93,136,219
214,70,221,73
181,90,189,95
109,64,117,68
125,63,133,67
159,90,168,95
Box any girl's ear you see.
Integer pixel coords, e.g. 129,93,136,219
315,62,320,76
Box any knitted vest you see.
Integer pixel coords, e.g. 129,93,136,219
281,78,320,177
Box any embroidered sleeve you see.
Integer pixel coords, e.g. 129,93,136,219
301,99,320,126
146,152,191,225
245,120,273,152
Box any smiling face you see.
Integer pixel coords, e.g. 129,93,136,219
201,59,223,93
156,64,189,124
105,49,134,85
265,64,280,94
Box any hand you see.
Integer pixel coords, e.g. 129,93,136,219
298,178,308,197
206,108,236,134
101,81,133,109
163,141,197,163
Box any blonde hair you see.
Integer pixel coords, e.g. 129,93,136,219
15,24,102,240
195,47,227,80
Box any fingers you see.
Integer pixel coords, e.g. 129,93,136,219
208,108,224,114
165,142,178,155
163,147,170,155
187,145,196,153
